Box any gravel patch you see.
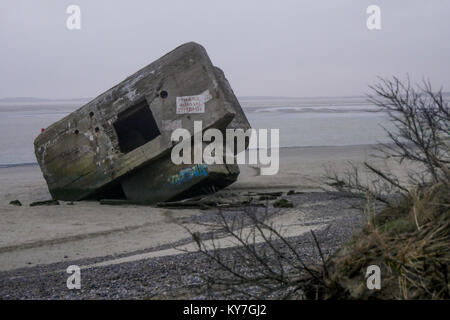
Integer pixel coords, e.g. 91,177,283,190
0,192,367,299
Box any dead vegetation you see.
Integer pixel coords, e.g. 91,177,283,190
189,77,449,299
301,182,449,299
306,77,450,299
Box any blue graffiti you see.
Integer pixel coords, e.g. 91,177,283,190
167,164,208,185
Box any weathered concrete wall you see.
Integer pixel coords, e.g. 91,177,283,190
120,141,240,204
34,42,250,201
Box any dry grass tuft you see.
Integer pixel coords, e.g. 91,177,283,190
303,183,449,300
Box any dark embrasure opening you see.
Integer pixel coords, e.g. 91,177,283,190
113,100,161,154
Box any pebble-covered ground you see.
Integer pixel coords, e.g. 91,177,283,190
0,192,366,299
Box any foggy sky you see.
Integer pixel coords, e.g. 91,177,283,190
1,0,449,99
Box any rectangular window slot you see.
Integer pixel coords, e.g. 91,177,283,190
113,100,160,154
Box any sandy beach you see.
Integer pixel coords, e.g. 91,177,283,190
0,144,408,298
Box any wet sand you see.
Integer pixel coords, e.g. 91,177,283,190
0,143,416,298
0,144,405,272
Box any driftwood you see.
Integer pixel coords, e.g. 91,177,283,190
29,199,60,207
157,197,265,209
9,200,22,206
99,199,131,206
256,192,283,197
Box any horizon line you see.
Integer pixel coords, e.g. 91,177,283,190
1,92,449,102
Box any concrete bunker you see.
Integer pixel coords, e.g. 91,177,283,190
34,42,250,204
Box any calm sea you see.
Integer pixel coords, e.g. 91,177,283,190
0,97,394,166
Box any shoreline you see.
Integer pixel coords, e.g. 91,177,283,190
0,141,411,298
0,142,387,169
0,141,414,299
0,191,365,299
0,143,396,269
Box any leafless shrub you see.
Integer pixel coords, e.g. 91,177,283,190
325,77,449,206
370,77,449,181
184,205,331,299
319,77,450,299
186,77,449,299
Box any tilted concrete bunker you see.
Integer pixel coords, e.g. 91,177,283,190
34,42,250,204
